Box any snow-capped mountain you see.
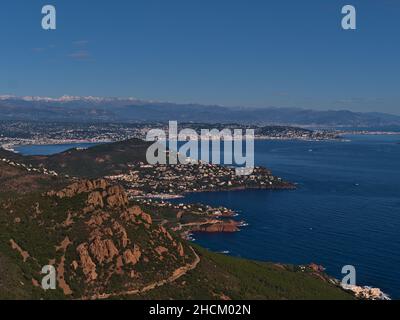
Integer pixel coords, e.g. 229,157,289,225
0,95,140,103
1,94,400,127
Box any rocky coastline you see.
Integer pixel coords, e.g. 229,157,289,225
340,284,391,300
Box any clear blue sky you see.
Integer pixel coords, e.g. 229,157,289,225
1,0,399,114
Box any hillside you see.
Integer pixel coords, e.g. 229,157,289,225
0,167,196,299
0,139,295,195
134,245,353,300
0,139,152,178
0,161,352,300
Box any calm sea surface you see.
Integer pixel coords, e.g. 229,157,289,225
14,143,99,156
16,135,400,298
173,134,400,298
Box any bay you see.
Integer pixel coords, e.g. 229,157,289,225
14,142,100,156
15,136,400,298
173,134,400,298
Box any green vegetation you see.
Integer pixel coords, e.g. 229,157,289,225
0,143,354,300
0,139,151,178
31,139,151,178
133,245,353,300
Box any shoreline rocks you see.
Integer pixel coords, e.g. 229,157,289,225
341,284,391,300
192,219,241,233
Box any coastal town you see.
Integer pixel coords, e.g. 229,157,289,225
0,120,394,300
0,134,294,240
103,160,294,238
106,162,293,197
0,152,249,237
0,120,341,152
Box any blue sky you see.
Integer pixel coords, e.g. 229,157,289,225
0,0,399,114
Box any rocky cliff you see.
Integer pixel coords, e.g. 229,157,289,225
1,174,196,299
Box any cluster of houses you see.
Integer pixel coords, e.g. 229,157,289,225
106,162,284,198
0,157,59,177
134,196,235,217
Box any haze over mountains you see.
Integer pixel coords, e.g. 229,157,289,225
1,95,399,127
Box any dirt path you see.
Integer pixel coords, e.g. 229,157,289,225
83,246,201,300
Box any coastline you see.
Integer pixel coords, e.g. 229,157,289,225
1,137,396,299
161,185,391,300
2,128,400,156
0,138,111,153
144,183,296,199
1,135,343,152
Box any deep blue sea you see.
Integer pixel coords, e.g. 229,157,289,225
16,135,400,298
173,135,400,299
14,143,99,156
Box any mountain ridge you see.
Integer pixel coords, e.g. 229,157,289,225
1,95,399,127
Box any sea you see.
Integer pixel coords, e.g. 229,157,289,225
15,134,400,298
14,143,99,156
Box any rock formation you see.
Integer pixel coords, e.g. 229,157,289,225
5,176,194,298
105,185,128,207
121,206,153,225
89,237,119,264
123,245,141,265
48,179,109,198
77,243,98,282
87,191,104,208
341,284,390,300
194,220,240,233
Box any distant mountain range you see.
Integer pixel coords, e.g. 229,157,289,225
1,95,399,127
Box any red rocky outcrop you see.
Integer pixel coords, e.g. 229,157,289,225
105,185,128,208
123,245,142,265
195,220,240,233
121,206,153,226
89,237,119,264
48,179,109,198
77,244,98,282
87,191,104,208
